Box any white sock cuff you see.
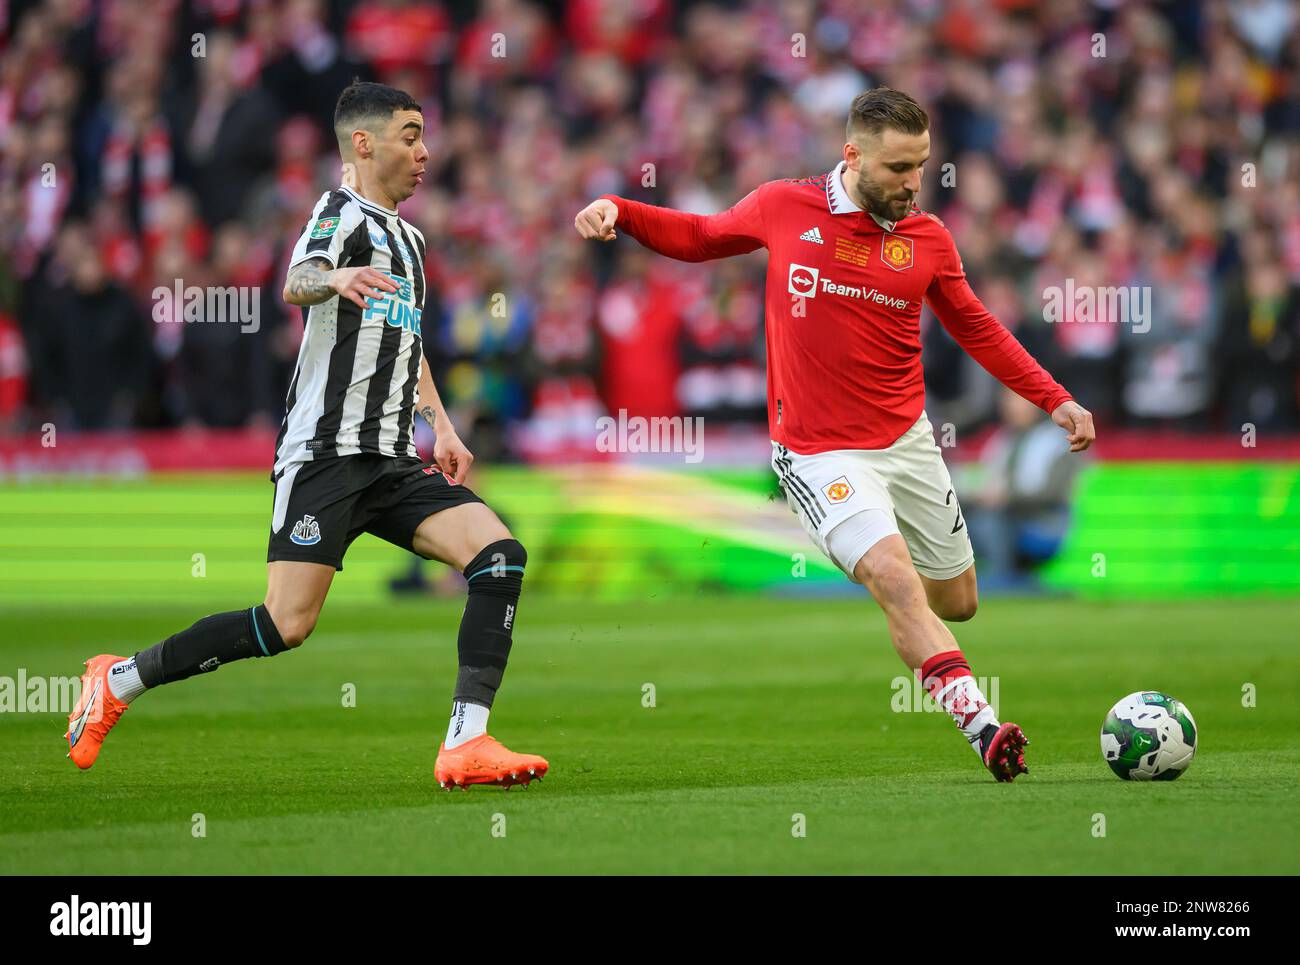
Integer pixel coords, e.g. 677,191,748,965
444,699,490,749
107,657,147,703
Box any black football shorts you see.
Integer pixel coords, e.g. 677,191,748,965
267,454,484,570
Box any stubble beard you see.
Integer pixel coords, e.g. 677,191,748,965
857,171,913,223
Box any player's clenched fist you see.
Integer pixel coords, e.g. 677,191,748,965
331,267,399,310
574,199,619,241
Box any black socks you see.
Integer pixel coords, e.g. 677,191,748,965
135,604,288,688
454,539,527,709
131,541,524,704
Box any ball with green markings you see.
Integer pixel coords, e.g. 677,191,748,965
1100,692,1197,781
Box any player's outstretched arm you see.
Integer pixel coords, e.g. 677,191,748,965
282,256,398,309
573,188,766,262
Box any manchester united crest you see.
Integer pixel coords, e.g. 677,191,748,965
880,233,913,272
822,476,855,503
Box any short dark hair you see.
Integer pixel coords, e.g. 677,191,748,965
846,87,929,141
334,80,420,146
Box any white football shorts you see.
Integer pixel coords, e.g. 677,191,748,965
771,411,975,583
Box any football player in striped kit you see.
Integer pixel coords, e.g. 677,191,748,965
65,82,547,790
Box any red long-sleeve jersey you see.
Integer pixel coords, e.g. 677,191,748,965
603,162,1073,454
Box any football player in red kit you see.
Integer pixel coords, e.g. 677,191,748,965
574,86,1095,782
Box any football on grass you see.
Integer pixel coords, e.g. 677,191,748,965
1100,691,1198,781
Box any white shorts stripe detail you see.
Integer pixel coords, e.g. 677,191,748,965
272,463,303,535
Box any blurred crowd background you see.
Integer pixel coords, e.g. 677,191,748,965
1,0,1298,465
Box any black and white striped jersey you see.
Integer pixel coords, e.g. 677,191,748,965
273,185,427,480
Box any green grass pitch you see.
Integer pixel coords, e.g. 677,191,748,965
2,594,1297,874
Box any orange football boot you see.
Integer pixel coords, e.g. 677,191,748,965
65,654,130,769
435,734,549,790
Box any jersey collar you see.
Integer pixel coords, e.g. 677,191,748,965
826,160,898,231
341,184,398,217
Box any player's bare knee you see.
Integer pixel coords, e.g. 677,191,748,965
262,604,315,648
479,520,515,557
942,597,978,622
279,615,316,648
874,573,924,613
858,553,923,612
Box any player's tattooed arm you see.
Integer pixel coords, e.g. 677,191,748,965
282,258,336,306
283,258,398,309
417,355,454,433
418,403,439,430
